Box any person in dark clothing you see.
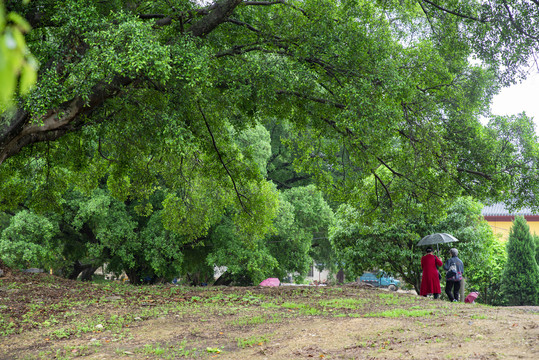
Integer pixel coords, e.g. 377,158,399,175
443,248,464,302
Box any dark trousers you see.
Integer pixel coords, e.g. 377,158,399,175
445,280,461,301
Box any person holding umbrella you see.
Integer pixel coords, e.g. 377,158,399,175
420,246,443,299
443,248,464,302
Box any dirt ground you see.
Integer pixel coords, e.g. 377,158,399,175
0,270,538,360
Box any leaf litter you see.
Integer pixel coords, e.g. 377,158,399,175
0,271,537,359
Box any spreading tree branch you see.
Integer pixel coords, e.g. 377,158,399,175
417,0,437,36
501,0,539,41
0,76,134,165
197,103,250,214
188,0,243,37
276,90,346,109
419,0,486,23
98,137,117,163
455,168,492,180
372,169,393,208
226,18,262,33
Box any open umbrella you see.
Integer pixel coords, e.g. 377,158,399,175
417,233,459,252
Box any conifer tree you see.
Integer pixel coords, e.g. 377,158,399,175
534,234,539,266
500,216,539,306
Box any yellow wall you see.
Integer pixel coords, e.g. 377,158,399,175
487,220,539,241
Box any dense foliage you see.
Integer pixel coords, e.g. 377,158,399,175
500,216,539,306
0,181,335,284
266,185,335,281
2,0,539,213
1,1,539,288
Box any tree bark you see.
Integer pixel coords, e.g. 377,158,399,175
79,265,99,281
188,0,243,37
67,261,98,281
0,76,133,165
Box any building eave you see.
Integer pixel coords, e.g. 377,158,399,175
483,215,539,222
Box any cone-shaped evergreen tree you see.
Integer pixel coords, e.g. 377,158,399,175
534,234,539,266
500,216,539,306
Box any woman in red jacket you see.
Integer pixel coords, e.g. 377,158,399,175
420,246,443,299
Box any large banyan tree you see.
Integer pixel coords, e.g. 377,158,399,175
2,0,539,218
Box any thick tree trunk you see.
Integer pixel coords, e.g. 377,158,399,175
67,261,99,281
79,265,99,281
125,267,144,285
67,261,85,280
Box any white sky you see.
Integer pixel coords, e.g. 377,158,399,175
490,72,539,133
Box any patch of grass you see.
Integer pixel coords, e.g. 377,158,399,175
206,347,223,354
171,343,197,358
377,293,397,299
471,314,488,319
364,308,436,318
62,344,93,356
280,301,321,315
53,349,71,360
236,334,272,348
280,301,305,309
300,306,322,315
320,298,367,309
261,302,280,309
0,319,17,336
43,312,136,341
376,293,414,305
142,343,166,355
216,307,241,315
90,340,102,347
130,340,198,358
62,311,80,319
40,316,60,328
49,328,72,339
36,351,53,360
229,314,282,326
239,293,264,305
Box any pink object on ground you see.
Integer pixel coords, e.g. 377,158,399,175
465,291,479,303
259,278,280,287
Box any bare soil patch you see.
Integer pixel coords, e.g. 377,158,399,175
0,272,538,359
